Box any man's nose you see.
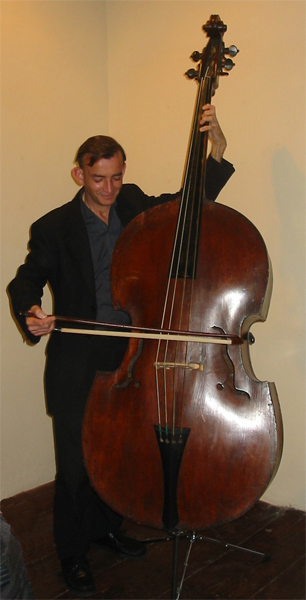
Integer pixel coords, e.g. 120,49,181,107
103,179,113,193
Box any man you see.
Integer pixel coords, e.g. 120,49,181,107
8,104,235,597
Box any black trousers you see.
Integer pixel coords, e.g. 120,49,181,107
51,335,129,561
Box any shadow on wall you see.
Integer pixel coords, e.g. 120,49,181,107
271,146,305,369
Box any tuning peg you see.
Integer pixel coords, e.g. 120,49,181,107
224,45,239,57
190,51,203,62
222,58,235,71
185,68,199,79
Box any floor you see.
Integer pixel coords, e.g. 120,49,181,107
1,482,305,600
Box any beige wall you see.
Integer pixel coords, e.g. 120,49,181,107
1,0,109,496
1,1,305,512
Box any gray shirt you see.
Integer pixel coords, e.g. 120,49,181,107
81,199,130,325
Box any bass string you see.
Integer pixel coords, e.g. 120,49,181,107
154,74,212,439
154,193,190,440
153,164,200,437
174,73,213,433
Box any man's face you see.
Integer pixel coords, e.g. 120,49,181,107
74,151,126,212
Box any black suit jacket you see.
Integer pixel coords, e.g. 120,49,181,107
8,156,234,415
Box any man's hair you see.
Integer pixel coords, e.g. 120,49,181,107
75,135,126,167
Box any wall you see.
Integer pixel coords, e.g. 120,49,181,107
1,0,108,497
1,1,305,511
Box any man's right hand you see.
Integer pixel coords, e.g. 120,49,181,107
26,305,55,336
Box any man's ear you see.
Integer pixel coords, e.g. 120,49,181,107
71,167,84,186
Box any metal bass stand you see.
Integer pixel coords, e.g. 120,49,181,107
144,527,270,600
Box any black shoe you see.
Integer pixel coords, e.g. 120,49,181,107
61,556,95,598
94,531,146,559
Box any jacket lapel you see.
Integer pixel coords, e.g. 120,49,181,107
64,191,96,302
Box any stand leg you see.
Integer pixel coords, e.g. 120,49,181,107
171,533,180,600
142,527,270,599
198,530,270,561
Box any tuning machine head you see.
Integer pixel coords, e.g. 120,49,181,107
190,51,203,63
185,67,200,80
185,51,202,79
219,44,239,74
224,45,239,57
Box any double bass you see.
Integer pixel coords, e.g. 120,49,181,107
81,15,283,533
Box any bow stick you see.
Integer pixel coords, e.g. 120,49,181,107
21,312,243,345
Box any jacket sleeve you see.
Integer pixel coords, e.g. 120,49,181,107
117,154,234,226
205,155,235,201
7,220,55,344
